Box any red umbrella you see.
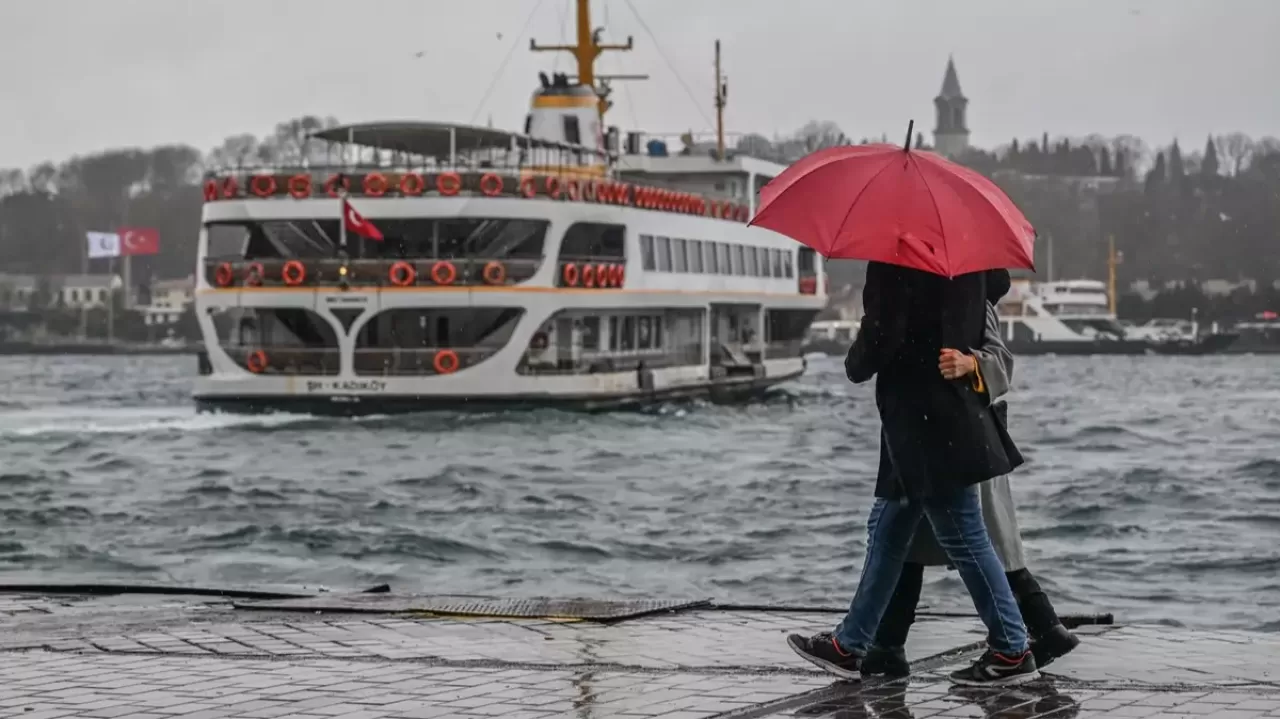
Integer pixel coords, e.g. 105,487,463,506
749,126,1035,278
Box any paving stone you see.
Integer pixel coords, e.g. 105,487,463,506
2,593,1280,718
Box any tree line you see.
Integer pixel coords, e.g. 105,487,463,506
2,116,1278,322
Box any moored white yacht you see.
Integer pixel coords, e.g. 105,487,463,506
191,1,827,415
996,279,1236,355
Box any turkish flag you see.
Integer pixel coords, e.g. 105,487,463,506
342,199,384,241
118,227,160,256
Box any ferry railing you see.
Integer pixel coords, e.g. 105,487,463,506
554,257,628,289
203,257,544,290
200,165,755,222
764,339,804,359
351,347,495,377
517,343,705,376
224,346,342,376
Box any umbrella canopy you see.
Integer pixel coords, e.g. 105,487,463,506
749,143,1036,277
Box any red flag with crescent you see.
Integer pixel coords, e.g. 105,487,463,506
342,199,384,241
117,227,160,256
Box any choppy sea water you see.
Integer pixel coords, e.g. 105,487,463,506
2,354,1279,631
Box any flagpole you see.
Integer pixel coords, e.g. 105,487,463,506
107,257,115,346
79,236,89,340
338,182,348,251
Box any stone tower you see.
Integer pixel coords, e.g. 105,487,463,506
933,56,970,158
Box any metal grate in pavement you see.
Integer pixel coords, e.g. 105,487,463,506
232,593,712,621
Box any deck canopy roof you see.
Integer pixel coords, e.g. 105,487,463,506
311,121,603,159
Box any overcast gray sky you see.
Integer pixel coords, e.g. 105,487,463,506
1,0,1276,169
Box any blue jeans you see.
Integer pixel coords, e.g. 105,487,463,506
834,486,1029,656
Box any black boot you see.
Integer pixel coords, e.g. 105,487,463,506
1005,568,1079,668
862,562,924,677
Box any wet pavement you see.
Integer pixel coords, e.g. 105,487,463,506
0,592,1278,718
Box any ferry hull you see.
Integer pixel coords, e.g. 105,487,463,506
193,369,802,416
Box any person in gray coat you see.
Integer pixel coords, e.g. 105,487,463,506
860,270,1080,677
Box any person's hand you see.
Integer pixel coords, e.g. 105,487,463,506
939,348,976,380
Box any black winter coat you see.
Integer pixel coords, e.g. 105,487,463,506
846,262,1020,500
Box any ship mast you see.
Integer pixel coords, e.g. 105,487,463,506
530,0,641,117
714,40,727,161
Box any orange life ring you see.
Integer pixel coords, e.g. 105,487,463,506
363,173,389,197
287,174,311,199
610,264,625,287
433,349,460,375
481,261,507,285
324,175,349,198
594,263,610,288
250,174,277,198
246,350,268,374
220,177,239,199
566,180,580,201
430,260,457,286
519,176,537,198
562,263,579,287
581,264,597,288
281,260,306,286
479,173,503,197
437,172,462,196
400,173,425,196
389,261,416,287
243,262,265,287
544,176,562,199
203,179,220,201
213,262,234,287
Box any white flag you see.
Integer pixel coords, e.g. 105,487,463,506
86,231,121,259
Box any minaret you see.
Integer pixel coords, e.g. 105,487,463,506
933,56,970,158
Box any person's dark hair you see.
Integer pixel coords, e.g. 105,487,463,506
986,269,1011,304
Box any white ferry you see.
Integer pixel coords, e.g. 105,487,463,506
191,1,827,415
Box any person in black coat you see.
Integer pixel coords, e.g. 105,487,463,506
787,262,1039,687
860,269,1081,677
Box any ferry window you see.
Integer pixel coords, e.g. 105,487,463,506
653,315,664,348
716,243,731,275
621,316,636,350
431,218,548,259
672,239,688,272
608,316,619,350
562,116,581,145
638,317,653,349
757,247,770,277
656,237,673,272
355,308,523,350
640,235,656,270
703,241,718,274
798,247,817,273
206,220,340,260
560,222,625,259
783,250,794,278
733,245,746,275
746,246,759,276
688,240,704,273
771,249,783,277
580,317,600,351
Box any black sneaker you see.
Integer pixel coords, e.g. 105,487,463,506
948,648,1040,686
860,644,910,677
786,632,862,680
1031,625,1080,669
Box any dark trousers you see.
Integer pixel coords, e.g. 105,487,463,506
873,562,1063,648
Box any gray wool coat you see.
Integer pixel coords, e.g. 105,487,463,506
905,302,1028,571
